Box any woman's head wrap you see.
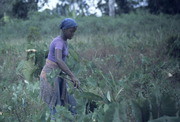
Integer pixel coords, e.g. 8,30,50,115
60,18,78,30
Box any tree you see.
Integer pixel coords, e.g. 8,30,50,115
97,0,109,15
147,0,180,14
12,1,29,19
12,0,39,19
97,0,136,16
0,0,49,19
54,0,90,16
55,2,70,16
0,0,16,18
108,0,115,17
116,0,132,14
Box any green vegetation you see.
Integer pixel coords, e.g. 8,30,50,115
0,11,180,121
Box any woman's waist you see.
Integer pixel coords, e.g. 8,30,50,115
46,59,58,67
42,59,59,71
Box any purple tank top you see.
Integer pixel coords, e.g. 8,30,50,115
47,36,68,62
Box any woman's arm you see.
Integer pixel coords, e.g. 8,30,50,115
55,49,79,87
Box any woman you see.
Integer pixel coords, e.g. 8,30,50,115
40,18,80,118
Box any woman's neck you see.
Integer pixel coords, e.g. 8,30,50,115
61,34,67,41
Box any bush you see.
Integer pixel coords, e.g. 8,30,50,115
27,26,41,43
166,35,180,59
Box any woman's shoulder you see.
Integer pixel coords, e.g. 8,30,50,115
52,36,64,44
53,36,61,41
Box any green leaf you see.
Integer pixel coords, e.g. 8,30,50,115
130,101,142,122
103,104,109,112
104,103,118,122
113,107,120,122
107,91,111,102
17,60,37,82
69,48,80,62
81,92,103,101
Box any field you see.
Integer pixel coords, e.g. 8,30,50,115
0,11,180,121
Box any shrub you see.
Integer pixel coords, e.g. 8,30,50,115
27,26,41,43
166,35,180,59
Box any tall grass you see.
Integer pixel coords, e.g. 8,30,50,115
0,11,180,121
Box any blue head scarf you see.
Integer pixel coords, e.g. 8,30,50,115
60,18,78,30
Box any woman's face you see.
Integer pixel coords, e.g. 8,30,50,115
63,27,77,40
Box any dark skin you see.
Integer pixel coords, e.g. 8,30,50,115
55,27,80,88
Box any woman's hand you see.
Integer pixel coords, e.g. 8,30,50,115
70,75,80,88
